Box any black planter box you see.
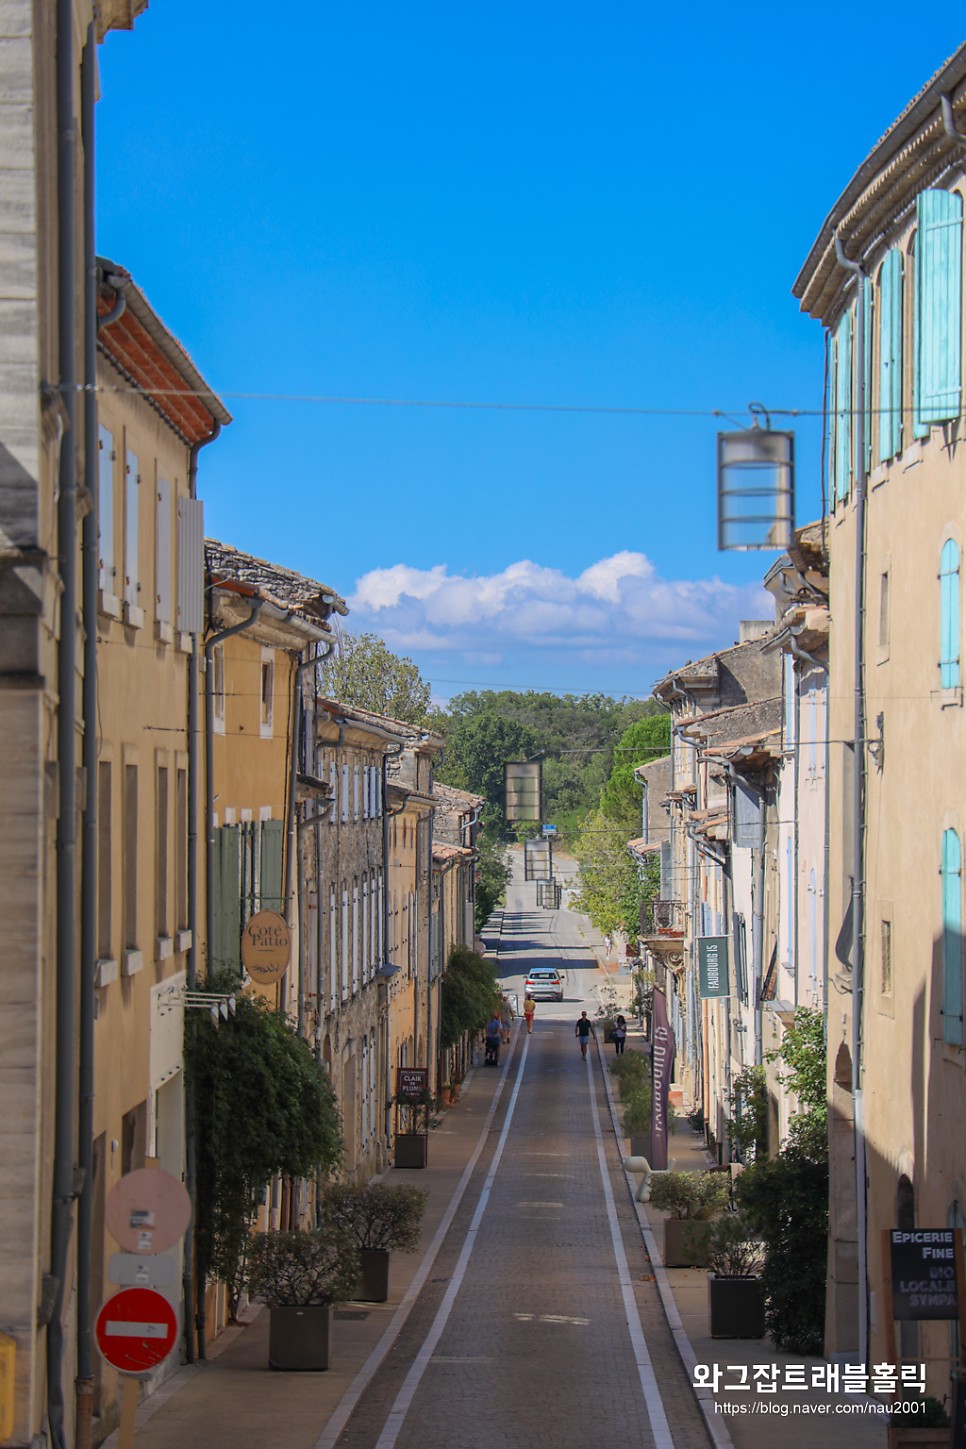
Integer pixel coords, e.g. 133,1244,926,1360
664,1217,712,1267
356,1247,390,1303
268,1304,331,1370
708,1274,766,1338
394,1133,428,1169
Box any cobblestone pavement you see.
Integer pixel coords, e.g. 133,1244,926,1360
332,860,711,1449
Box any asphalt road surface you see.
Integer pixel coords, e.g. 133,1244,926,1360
329,855,711,1449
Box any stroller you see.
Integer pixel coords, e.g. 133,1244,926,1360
484,1032,501,1067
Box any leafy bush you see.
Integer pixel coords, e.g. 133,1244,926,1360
245,1228,358,1307
727,1065,768,1164
621,1078,652,1135
324,1182,427,1253
649,1170,730,1220
736,1008,828,1354
890,1396,949,1427
609,1048,648,1089
439,944,500,1049
705,1212,765,1278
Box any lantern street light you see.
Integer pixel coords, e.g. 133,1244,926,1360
717,404,795,552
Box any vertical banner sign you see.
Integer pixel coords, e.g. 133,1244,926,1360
697,936,731,998
650,987,675,1170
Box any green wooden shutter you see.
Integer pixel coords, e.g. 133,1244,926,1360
834,309,853,502
916,189,963,427
211,825,241,974
940,538,961,690
878,248,904,462
259,819,285,912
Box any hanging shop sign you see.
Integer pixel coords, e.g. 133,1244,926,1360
697,936,731,998
241,909,291,984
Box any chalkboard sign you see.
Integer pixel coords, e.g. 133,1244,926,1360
890,1230,959,1320
395,1067,428,1100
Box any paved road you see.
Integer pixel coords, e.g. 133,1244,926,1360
331,854,710,1449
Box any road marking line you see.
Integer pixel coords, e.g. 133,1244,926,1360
373,1034,531,1449
587,1052,676,1449
311,1039,525,1449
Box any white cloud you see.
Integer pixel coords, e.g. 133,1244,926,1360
348,552,773,685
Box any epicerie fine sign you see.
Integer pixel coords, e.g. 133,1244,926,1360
890,1229,960,1319
241,910,291,985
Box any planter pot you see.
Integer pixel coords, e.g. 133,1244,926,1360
708,1273,766,1338
664,1217,712,1268
887,1431,951,1449
394,1133,428,1169
268,1304,331,1371
356,1247,390,1303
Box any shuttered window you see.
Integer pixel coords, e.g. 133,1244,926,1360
155,478,172,625
940,538,961,689
878,248,904,461
341,885,349,1000
862,276,873,472
916,189,963,427
98,426,116,594
176,497,204,634
329,887,337,1013
124,450,140,608
942,828,964,1046
259,820,285,911
833,309,853,503
211,826,242,974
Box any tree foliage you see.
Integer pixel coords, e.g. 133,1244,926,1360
320,630,431,724
439,943,500,1049
474,834,511,932
188,977,343,1319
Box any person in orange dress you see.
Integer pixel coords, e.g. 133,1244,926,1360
523,994,536,1034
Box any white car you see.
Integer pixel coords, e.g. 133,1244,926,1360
524,967,564,1002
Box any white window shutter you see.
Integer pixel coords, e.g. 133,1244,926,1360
155,478,172,624
98,426,115,592
124,450,140,606
176,497,204,633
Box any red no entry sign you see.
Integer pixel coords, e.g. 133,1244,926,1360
95,1287,178,1374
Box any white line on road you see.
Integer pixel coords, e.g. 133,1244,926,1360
586,1052,676,1449
373,1034,531,1449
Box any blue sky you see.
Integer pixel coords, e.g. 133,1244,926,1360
96,6,965,699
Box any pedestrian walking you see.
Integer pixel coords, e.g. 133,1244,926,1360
499,994,514,1044
575,1010,593,1061
484,1012,502,1066
612,1014,627,1056
523,994,536,1034
603,933,613,958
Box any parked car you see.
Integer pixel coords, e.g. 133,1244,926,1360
524,967,564,1001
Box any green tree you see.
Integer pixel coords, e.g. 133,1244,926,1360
474,834,511,932
320,631,431,724
439,944,501,1049
599,714,671,824
188,979,343,1334
437,711,539,832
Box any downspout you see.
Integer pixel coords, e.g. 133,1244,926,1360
76,27,104,1449
182,419,220,1365
835,232,869,1367
49,1,78,1442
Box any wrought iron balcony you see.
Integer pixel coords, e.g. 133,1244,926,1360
642,898,686,937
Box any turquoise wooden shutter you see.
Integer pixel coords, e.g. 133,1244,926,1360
942,828,964,1046
916,189,963,426
862,277,873,472
834,309,853,502
259,819,285,912
940,538,961,689
211,825,241,974
878,248,904,461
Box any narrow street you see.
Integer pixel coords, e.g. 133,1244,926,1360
324,852,711,1449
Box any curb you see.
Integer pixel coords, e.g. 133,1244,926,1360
596,1040,735,1449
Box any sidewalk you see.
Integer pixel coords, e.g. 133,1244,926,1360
600,1030,888,1449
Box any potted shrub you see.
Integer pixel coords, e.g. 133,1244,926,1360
621,1077,652,1159
245,1227,358,1371
648,1170,730,1267
325,1182,428,1303
705,1212,766,1337
393,1089,433,1168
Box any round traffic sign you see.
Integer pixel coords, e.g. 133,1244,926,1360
95,1287,178,1374
105,1168,192,1254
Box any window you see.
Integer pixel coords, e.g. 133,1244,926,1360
353,764,360,822
212,647,226,731
833,308,853,503
341,764,349,823
260,653,274,737
942,828,963,1046
123,764,138,949
878,248,904,461
176,768,188,931
879,571,890,649
352,880,360,992
156,766,169,938
341,884,349,1000
880,918,893,996
124,449,140,610
155,477,172,626
97,762,112,959
940,539,961,689
97,426,116,595
176,496,204,634
732,911,748,1004
329,886,337,1013
916,189,963,427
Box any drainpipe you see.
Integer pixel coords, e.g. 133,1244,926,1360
835,233,869,1368
181,420,220,1365
49,1,79,1442
76,26,105,1449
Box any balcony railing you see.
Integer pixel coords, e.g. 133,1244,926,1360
642,898,686,936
